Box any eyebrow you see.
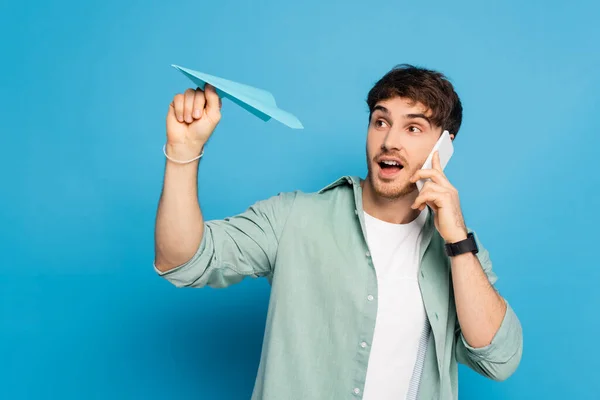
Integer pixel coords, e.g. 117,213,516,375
405,113,432,127
372,105,390,117
371,106,432,127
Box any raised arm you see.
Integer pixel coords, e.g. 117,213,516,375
154,84,221,272
153,84,296,289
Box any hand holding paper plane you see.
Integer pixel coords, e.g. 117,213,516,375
171,64,303,129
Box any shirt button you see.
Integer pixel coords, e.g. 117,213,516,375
354,209,358,215
420,271,424,278
365,251,371,258
353,388,361,395
360,341,367,348
367,295,374,301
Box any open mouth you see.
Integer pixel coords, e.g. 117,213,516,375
377,160,404,177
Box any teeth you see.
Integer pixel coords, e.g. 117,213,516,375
382,160,399,166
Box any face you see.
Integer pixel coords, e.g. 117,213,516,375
366,96,446,199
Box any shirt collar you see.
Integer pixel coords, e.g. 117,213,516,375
319,175,436,231
318,175,362,193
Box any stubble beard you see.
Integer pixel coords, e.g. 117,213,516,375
369,170,415,199
366,160,418,200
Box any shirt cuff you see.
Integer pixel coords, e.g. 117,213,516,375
153,224,213,287
460,301,522,363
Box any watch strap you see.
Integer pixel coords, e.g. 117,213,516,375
444,232,478,257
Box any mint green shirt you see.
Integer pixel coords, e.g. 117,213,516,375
156,176,523,399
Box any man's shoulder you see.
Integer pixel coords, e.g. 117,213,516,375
315,175,361,194
257,175,359,213
282,175,359,203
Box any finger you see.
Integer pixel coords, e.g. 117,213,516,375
183,88,196,123
168,101,176,121
410,168,451,188
412,191,444,211
204,84,222,123
172,94,184,123
192,87,205,120
412,193,439,212
421,181,446,194
412,189,432,210
410,168,444,183
412,189,431,210
413,185,454,208
432,151,442,172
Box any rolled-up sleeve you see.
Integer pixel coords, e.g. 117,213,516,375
456,301,523,381
154,191,297,289
454,230,523,381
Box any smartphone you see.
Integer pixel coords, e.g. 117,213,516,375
416,130,454,191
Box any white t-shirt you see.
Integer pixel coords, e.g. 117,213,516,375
362,208,430,400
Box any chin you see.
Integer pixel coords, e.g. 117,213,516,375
375,181,414,199
370,173,415,199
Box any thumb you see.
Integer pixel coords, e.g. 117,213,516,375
204,84,222,124
432,151,442,171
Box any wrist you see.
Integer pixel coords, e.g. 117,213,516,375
444,231,479,257
444,229,468,244
165,141,205,161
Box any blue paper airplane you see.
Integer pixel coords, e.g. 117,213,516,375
171,64,303,129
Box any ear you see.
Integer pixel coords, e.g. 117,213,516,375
450,133,455,141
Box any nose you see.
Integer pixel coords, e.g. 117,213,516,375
382,128,404,152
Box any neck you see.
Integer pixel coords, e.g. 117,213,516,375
361,177,422,224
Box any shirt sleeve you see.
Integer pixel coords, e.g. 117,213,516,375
454,230,524,381
154,191,297,289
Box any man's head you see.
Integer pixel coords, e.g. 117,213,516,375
365,64,462,199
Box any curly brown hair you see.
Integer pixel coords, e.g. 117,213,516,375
366,64,463,137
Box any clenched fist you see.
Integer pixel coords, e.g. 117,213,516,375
165,84,222,161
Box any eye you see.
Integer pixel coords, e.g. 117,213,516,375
375,119,389,128
408,125,422,133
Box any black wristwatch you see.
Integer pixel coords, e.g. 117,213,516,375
444,232,479,257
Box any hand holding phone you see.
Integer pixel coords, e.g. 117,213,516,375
416,130,454,191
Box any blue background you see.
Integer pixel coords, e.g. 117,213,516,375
1,0,599,399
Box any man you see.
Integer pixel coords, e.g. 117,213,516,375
153,64,523,400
